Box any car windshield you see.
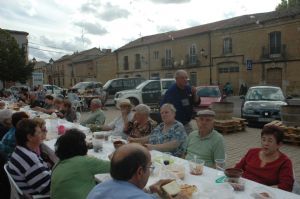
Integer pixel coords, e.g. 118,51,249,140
136,80,150,89
103,80,113,89
245,87,285,101
72,82,89,89
197,87,221,97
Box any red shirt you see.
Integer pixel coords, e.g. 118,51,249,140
235,148,294,191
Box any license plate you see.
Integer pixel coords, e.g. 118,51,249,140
258,118,273,122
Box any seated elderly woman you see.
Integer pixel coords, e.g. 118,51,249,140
7,119,51,195
235,125,294,191
100,99,134,138
0,111,29,158
124,104,157,138
129,103,187,157
51,129,110,199
32,118,58,168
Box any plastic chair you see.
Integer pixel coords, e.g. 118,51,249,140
4,164,50,199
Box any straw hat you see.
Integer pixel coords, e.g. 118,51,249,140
117,99,132,109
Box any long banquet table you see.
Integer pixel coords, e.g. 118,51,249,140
44,136,300,199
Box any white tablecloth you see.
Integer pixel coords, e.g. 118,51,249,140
43,139,300,199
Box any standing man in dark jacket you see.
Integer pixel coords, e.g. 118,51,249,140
161,70,199,134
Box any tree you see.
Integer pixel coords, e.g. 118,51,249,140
0,29,33,88
276,0,300,10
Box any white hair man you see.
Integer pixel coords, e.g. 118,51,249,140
81,99,105,130
161,70,199,134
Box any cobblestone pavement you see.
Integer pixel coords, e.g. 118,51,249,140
81,106,300,183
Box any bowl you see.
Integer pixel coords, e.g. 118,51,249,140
113,140,125,149
224,168,243,178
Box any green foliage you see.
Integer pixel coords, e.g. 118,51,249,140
0,29,33,85
276,0,300,10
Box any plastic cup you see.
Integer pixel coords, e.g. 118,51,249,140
93,139,103,152
189,158,205,175
215,159,226,171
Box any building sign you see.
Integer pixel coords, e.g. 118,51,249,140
32,72,43,86
246,59,253,70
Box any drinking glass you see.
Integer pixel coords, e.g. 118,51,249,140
215,159,226,176
187,156,205,175
215,159,226,171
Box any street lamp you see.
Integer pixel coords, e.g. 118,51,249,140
200,48,211,85
49,58,54,94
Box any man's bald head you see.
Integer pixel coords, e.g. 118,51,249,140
110,143,150,181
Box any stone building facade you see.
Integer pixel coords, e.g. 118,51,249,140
46,48,117,88
116,8,300,96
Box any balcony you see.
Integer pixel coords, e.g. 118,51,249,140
185,54,200,67
161,57,174,68
261,44,286,60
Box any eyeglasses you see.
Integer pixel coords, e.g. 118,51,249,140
146,163,155,173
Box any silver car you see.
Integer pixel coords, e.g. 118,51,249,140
241,86,287,124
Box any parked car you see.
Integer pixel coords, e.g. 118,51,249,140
7,85,30,94
43,84,63,95
241,86,287,124
114,79,175,107
70,81,103,94
193,85,223,113
69,81,107,103
103,77,145,102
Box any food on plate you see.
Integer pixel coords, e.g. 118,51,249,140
162,181,181,196
180,184,198,198
260,192,270,198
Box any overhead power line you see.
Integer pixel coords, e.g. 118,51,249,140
28,46,68,54
28,42,73,52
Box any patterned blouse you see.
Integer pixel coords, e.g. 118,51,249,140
125,119,157,138
149,120,187,157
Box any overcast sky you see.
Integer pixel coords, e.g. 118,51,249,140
1,0,281,62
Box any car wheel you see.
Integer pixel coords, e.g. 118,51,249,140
128,98,139,106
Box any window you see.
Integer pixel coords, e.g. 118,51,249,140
162,80,175,89
189,44,197,64
135,54,141,69
270,31,281,54
153,51,159,60
143,81,160,91
223,37,232,54
219,66,239,73
165,48,172,67
165,73,173,78
190,72,197,86
151,73,160,80
123,56,129,70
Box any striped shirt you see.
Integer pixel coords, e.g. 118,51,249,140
7,146,51,194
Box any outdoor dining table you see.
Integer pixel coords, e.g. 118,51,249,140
43,136,300,199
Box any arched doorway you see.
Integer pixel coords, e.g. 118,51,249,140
266,68,282,88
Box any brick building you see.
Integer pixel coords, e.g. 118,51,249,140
116,8,300,96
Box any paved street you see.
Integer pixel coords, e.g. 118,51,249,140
82,105,300,184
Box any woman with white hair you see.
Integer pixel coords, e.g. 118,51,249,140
129,103,187,157
0,109,12,139
125,104,157,138
100,99,134,138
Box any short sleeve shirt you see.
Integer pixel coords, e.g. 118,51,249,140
185,129,225,168
149,121,187,157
